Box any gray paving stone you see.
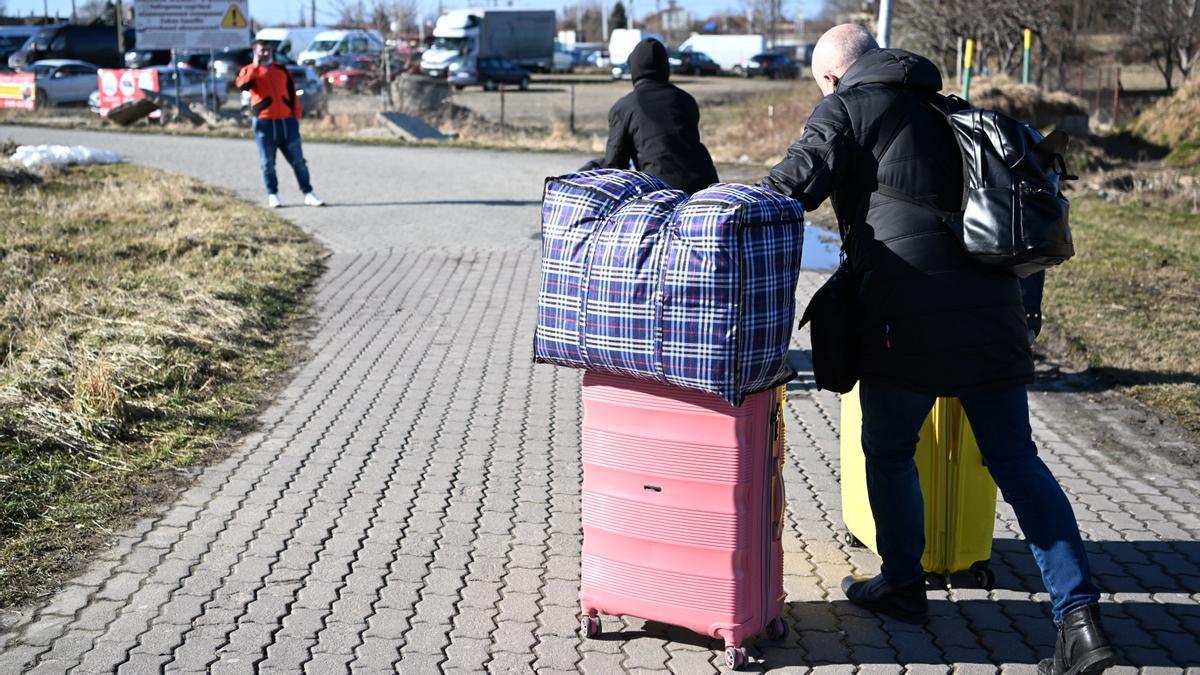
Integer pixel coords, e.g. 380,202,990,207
0,133,1196,675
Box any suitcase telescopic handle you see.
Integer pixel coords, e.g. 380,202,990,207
773,387,787,540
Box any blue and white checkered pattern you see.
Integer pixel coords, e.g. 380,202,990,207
535,169,805,405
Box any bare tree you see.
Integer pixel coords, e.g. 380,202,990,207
892,0,1109,89
1127,0,1200,90
76,0,112,23
330,0,420,33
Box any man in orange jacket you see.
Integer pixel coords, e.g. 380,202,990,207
237,40,324,208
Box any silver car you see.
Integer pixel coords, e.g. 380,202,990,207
28,59,99,106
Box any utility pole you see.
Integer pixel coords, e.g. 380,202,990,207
877,0,893,48
116,0,124,54
602,0,608,42
311,0,317,27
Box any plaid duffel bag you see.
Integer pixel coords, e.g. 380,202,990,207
535,169,805,405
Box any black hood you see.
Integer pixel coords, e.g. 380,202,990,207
838,48,942,93
630,39,669,83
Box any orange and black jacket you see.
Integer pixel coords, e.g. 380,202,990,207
236,62,303,119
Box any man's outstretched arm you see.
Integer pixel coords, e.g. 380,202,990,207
760,95,853,211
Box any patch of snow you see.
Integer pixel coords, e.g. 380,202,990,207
10,145,124,170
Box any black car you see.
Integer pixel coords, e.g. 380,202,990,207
0,27,38,71
8,24,134,69
450,57,530,91
741,52,800,79
669,50,721,76
125,50,211,70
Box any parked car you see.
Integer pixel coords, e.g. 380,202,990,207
210,47,252,84
586,50,610,68
296,29,383,73
611,61,631,80
449,57,530,91
0,27,38,71
88,64,229,113
124,49,210,70
669,50,720,76
323,56,381,94
8,24,132,69
394,47,423,74
740,52,800,79
255,26,327,61
551,42,574,73
27,59,99,106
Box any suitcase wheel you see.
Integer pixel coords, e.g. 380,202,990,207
842,531,865,548
924,571,949,590
971,564,996,590
766,616,789,640
579,614,600,639
724,645,748,670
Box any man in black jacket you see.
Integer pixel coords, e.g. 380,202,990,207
600,39,719,194
762,25,1114,674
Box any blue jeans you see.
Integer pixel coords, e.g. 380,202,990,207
859,379,1101,624
252,117,312,195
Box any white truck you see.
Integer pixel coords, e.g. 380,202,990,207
255,27,326,61
420,9,556,79
607,28,665,66
678,34,766,72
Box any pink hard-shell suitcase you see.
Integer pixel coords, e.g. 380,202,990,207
577,370,788,670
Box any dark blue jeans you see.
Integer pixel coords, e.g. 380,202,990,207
859,379,1101,624
252,117,312,195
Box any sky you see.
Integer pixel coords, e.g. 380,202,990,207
7,0,825,28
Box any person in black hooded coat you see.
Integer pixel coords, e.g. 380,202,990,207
600,39,719,194
762,25,1115,675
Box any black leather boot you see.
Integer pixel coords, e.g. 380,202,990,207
1037,604,1117,675
841,573,928,624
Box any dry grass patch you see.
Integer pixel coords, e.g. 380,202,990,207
1133,78,1200,149
1045,197,1200,435
0,163,323,607
702,81,823,165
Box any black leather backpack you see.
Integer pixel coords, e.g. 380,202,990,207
880,99,1076,278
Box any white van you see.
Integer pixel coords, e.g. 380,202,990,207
255,27,326,61
607,28,664,66
296,29,383,69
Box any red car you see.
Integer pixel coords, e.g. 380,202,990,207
323,56,383,94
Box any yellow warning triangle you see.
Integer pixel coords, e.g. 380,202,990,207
221,4,247,28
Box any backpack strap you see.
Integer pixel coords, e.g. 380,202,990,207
874,93,967,221
875,183,955,219
871,93,915,163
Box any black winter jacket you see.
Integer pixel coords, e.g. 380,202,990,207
762,48,1033,395
602,40,719,194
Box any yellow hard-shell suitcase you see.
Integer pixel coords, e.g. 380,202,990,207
840,384,998,587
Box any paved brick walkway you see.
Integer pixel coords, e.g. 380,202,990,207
0,128,1197,673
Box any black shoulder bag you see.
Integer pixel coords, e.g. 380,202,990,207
797,98,911,394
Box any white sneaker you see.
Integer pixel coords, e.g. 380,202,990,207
267,193,282,208
304,192,325,207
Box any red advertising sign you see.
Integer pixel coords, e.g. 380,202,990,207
0,72,37,110
96,69,161,116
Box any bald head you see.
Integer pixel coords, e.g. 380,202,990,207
811,24,878,96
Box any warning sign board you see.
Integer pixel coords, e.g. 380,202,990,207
134,0,250,51
221,4,247,28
